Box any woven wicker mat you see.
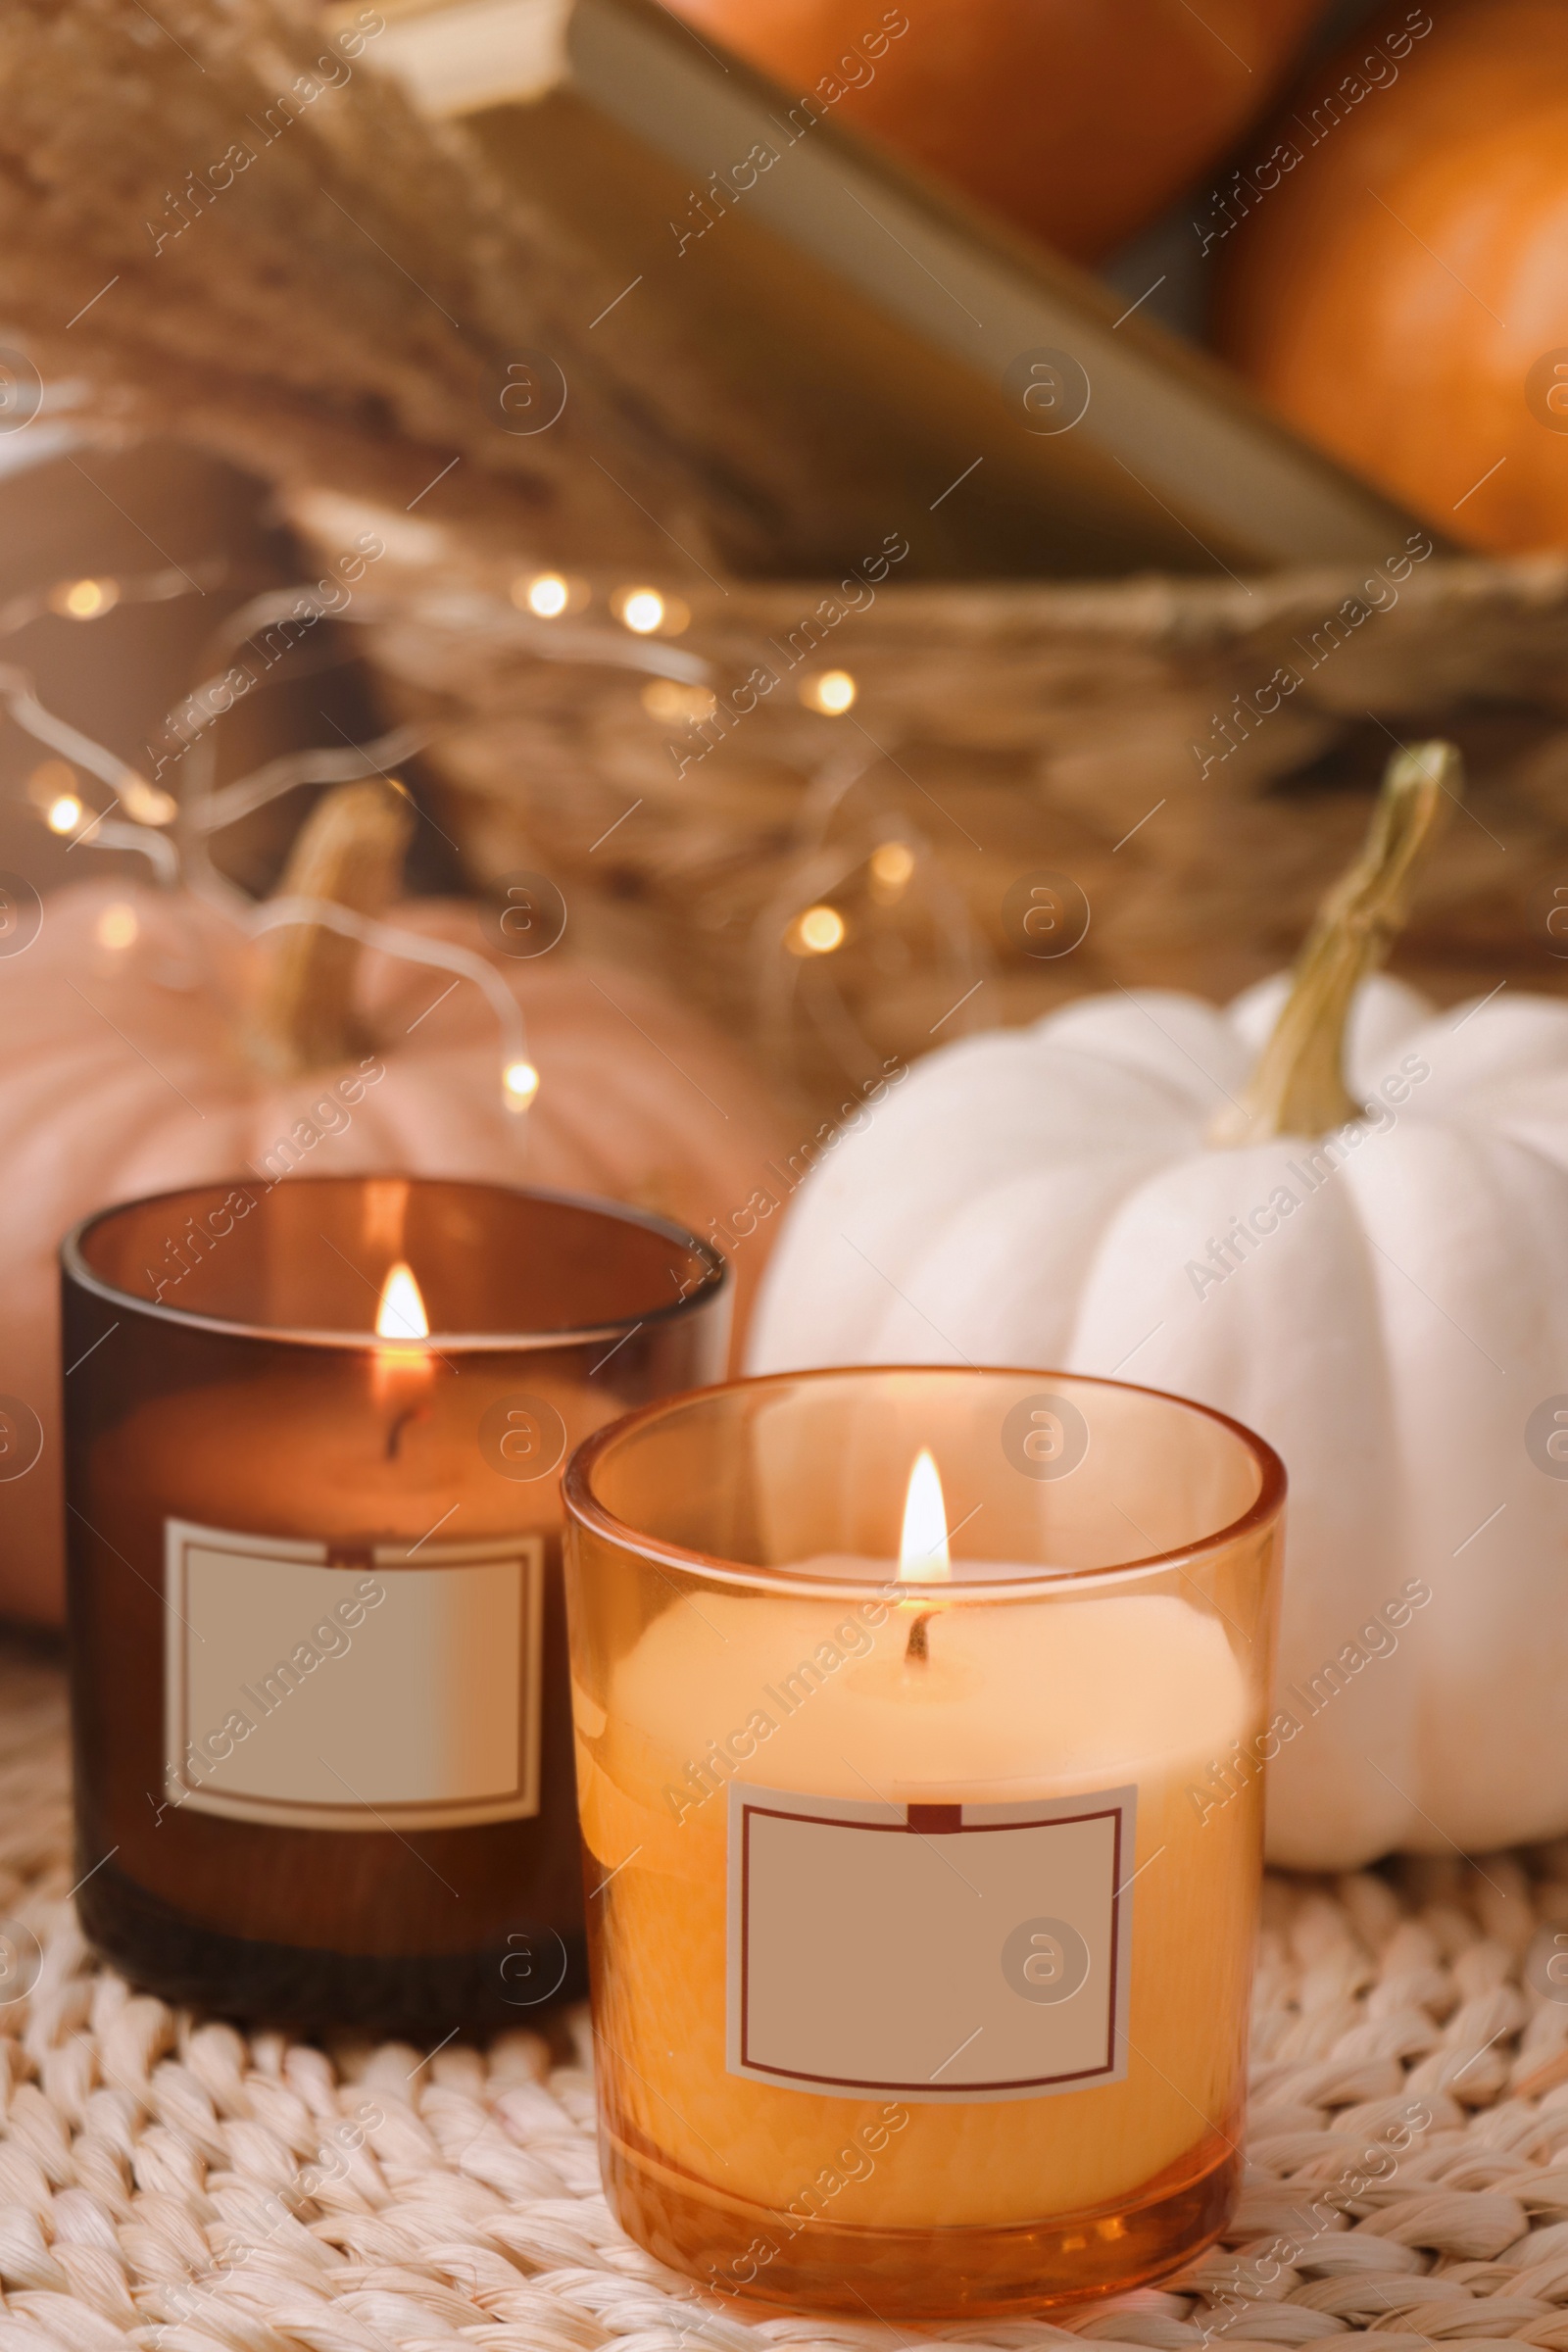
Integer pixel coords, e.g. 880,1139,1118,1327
7,1640,1568,2352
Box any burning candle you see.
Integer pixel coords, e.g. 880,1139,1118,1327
564,1367,1284,2322
62,1175,728,2032
372,1258,432,1418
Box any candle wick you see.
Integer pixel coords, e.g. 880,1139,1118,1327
385,1406,418,1462
904,1609,933,1665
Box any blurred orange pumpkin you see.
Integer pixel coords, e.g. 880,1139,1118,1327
1215,0,1568,553
666,0,1324,262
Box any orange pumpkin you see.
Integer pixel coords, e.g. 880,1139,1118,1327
0,789,786,1625
665,0,1323,262
1214,0,1568,554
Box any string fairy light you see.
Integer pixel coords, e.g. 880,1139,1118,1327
120,775,178,826
640,679,716,724
799,668,858,715
610,585,691,637
0,560,217,647
1,564,535,1113
49,578,120,621
616,587,665,635
869,838,916,901
515,572,568,618
788,905,847,956
250,895,536,1116
195,722,436,837
96,903,139,952
751,735,992,1084
0,661,171,812
3,555,988,1102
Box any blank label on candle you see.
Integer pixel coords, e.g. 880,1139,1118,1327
727,1783,1135,2102
165,1520,545,1831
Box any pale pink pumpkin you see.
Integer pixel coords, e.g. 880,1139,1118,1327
0,870,785,1624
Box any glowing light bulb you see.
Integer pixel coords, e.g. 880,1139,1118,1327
504,1058,540,1112
641,680,716,723
801,668,857,715
522,572,568,617
618,587,665,635
120,774,178,826
45,793,83,835
96,903,138,951
789,905,846,956
870,840,915,898
899,1447,951,1585
50,578,119,620
375,1260,428,1341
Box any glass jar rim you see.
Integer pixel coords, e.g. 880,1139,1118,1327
61,1175,728,1353
564,1363,1287,1598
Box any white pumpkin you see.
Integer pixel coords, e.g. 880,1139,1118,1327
749,748,1568,1869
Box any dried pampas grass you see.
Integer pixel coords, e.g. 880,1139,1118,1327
0,0,788,570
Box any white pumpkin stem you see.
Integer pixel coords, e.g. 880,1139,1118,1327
1210,740,1459,1146
248,780,414,1076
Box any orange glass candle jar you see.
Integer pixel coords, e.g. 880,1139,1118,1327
63,1175,727,2034
563,1367,1285,2322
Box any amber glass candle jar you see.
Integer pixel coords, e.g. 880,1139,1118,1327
63,1175,726,2034
564,1367,1285,2321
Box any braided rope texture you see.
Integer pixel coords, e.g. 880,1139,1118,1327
9,1642,1568,2352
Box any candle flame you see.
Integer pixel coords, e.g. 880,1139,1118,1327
375,1261,428,1341
899,1447,951,1585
